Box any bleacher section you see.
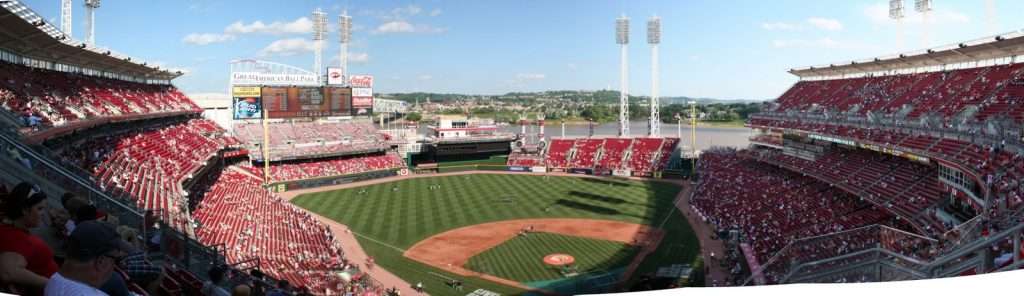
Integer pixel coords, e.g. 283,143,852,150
192,170,350,293
0,60,200,129
233,120,387,161
692,150,895,263
772,63,1024,122
537,137,679,173
242,152,406,183
61,119,233,226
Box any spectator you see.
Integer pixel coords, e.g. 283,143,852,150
267,279,290,296
44,221,132,296
30,208,70,265
202,266,231,296
0,190,57,296
231,284,252,296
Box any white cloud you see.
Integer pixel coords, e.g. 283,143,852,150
182,33,235,45
417,75,433,81
225,17,314,35
429,9,442,17
761,22,798,31
372,20,446,34
516,73,546,80
567,63,577,71
772,38,840,48
394,5,422,16
807,17,843,31
260,38,317,56
864,3,969,26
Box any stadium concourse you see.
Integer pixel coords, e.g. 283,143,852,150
691,33,1024,285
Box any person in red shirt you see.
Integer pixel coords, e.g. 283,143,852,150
0,186,58,296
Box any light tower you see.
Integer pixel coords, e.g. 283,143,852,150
339,11,353,82
647,16,661,137
84,0,101,46
915,0,932,47
889,0,905,52
616,15,630,137
61,0,72,38
312,8,327,83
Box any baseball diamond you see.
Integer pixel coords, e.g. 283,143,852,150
290,173,699,295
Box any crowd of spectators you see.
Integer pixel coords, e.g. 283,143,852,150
233,121,387,161
241,152,406,183
0,61,201,131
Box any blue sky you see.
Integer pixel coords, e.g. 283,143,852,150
20,0,1024,100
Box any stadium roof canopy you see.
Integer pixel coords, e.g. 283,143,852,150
0,0,182,81
790,29,1024,78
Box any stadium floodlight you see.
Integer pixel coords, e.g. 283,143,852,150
889,0,905,19
84,0,100,46
312,8,327,82
616,15,630,137
339,12,352,80
648,16,661,137
61,0,71,38
914,0,932,12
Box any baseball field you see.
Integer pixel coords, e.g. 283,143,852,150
291,173,699,295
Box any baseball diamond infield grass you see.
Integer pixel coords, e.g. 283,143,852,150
291,174,699,295
465,232,638,283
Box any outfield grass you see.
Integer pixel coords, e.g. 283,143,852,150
466,232,637,283
291,174,696,295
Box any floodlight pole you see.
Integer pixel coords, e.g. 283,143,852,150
312,8,327,84
84,0,101,46
689,101,697,176
915,0,932,47
889,0,905,51
648,16,661,137
61,0,72,38
616,15,630,137
339,11,352,82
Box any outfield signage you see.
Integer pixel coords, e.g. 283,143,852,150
231,72,318,86
858,142,930,164
531,166,546,173
349,74,374,88
327,67,344,85
353,87,373,97
809,134,855,146
232,86,261,97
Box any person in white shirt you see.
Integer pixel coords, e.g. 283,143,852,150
45,221,132,296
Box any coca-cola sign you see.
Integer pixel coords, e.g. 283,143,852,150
349,75,374,88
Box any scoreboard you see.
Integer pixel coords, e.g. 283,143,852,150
261,87,357,118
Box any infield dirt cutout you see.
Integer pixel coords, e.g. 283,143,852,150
404,218,664,291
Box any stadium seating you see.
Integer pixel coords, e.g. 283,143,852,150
628,138,664,172
544,139,575,168
771,63,1024,122
0,60,200,129
596,138,631,170
507,152,544,167
233,121,387,160
192,170,348,293
62,119,233,226
569,139,603,168
692,150,895,263
242,152,406,182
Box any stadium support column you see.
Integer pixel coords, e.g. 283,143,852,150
648,16,661,137
262,107,271,185
616,16,630,137
539,116,545,139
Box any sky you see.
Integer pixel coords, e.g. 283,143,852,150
19,0,1024,100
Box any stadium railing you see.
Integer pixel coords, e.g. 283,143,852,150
0,128,267,289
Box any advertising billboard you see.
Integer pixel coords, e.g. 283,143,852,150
232,86,262,97
352,87,372,96
349,75,374,88
352,96,373,107
231,72,318,86
327,68,344,85
232,96,263,119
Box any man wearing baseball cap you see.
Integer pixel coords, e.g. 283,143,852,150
44,221,132,296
